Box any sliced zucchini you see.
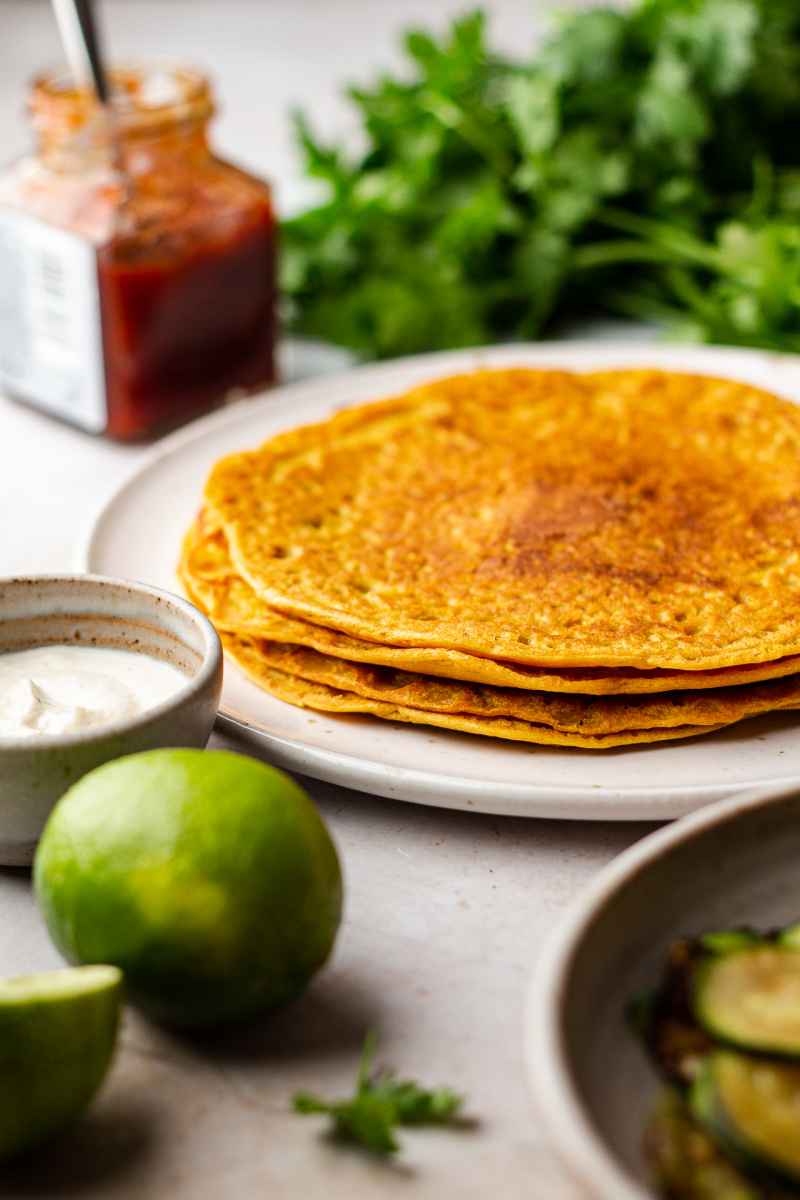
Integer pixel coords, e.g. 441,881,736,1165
691,1049,800,1194
644,1086,773,1200
699,930,763,957
693,945,800,1057
778,923,800,950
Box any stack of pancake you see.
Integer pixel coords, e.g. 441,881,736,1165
180,367,800,749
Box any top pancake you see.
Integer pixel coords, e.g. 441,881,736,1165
179,513,800,694
206,368,800,671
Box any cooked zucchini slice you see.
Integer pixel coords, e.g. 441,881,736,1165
699,930,763,957
644,1086,774,1199
691,1050,800,1193
779,923,800,950
694,946,800,1057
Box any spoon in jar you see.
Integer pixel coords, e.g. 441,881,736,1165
51,0,109,102
51,0,129,197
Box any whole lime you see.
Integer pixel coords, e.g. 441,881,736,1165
34,749,342,1029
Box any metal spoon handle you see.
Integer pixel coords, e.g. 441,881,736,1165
72,0,109,103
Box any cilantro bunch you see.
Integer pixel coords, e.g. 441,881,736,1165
282,0,800,358
576,172,800,351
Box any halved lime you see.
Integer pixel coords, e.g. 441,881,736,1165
0,964,122,1159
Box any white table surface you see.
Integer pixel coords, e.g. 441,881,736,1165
0,4,653,1197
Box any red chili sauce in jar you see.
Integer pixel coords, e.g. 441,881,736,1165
0,63,276,439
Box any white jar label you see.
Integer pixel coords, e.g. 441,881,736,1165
0,208,107,433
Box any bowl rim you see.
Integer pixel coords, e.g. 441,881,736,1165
523,780,800,1200
0,573,222,751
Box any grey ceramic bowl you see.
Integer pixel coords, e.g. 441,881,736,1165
0,575,222,865
524,783,800,1200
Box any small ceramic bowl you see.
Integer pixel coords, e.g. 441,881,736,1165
524,782,800,1200
0,575,222,866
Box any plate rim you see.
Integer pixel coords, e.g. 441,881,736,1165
75,340,800,819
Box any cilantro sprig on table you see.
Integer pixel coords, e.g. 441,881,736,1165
282,0,800,359
292,1031,464,1156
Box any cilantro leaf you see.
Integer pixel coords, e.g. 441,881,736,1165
370,1075,462,1125
291,1031,465,1156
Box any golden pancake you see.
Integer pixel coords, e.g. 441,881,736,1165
213,629,800,736
220,632,730,749
181,503,800,694
205,369,800,671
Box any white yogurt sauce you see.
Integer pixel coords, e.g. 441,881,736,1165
0,645,187,738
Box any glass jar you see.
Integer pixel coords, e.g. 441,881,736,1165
0,62,276,438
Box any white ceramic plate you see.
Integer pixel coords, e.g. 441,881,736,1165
78,341,800,820
524,781,800,1200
